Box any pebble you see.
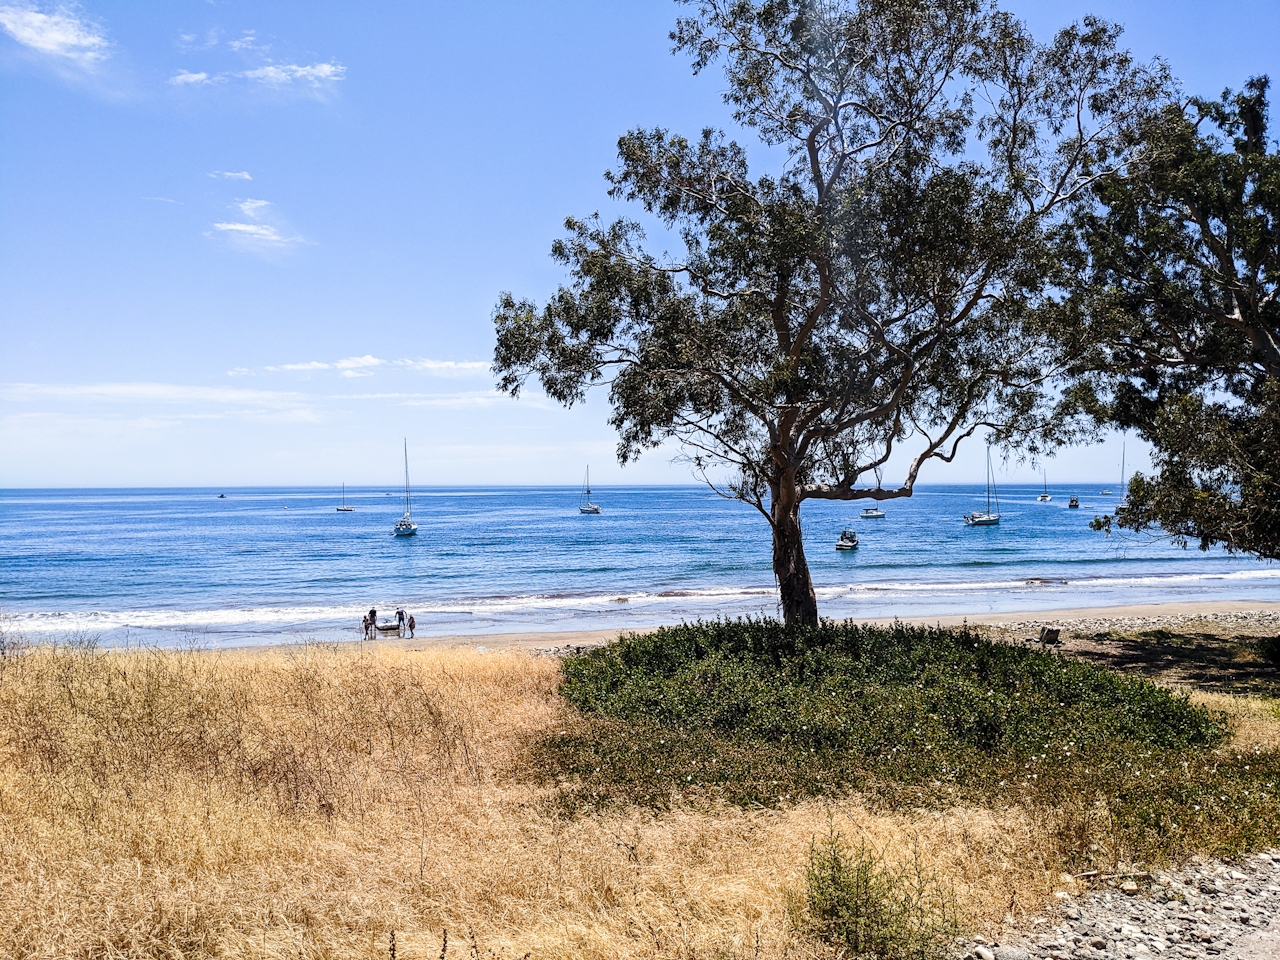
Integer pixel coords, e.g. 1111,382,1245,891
958,852,1280,960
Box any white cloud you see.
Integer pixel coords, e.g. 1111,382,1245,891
395,358,491,376
266,355,386,374
236,198,271,218
210,170,252,180
228,30,266,53
212,221,301,246
0,3,108,64
169,69,210,85
335,355,382,370
142,196,179,204
0,381,309,408
240,62,344,87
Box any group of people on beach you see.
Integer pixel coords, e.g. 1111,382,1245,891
360,606,415,640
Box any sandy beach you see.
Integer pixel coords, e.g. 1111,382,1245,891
353,598,1280,655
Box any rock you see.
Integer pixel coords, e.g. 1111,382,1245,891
993,948,1030,960
1122,879,1141,894
1089,936,1107,949
974,946,995,960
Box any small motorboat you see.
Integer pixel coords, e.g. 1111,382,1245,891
835,529,860,550
375,619,402,635
217,493,226,499
1067,496,1080,509
1099,489,1113,495
860,505,886,519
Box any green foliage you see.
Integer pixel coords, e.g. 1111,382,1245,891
1067,77,1280,559
792,831,958,960
493,0,1165,623
535,620,1280,864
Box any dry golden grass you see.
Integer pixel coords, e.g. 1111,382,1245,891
0,642,1083,958
1191,690,1280,753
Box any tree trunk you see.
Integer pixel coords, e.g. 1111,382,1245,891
771,480,818,626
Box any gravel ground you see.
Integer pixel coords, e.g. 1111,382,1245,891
961,852,1280,960
987,610,1280,640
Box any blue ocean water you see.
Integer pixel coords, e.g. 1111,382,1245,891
1,485,1277,647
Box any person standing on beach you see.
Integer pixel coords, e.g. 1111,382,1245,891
407,615,415,639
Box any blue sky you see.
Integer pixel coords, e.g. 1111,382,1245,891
1,0,1276,489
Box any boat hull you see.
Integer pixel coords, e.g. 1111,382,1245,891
964,513,1001,526
579,505,602,514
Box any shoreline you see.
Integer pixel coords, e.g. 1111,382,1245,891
326,598,1280,654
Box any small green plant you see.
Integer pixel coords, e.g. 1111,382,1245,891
792,830,958,960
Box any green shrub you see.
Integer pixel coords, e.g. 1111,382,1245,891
792,830,957,960
533,619,1280,864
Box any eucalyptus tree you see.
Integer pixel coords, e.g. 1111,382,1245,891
492,0,1163,624
1067,78,1280,559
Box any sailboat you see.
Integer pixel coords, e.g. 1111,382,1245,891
1037,470,1052,502
861,466,887,517
579,466,602,514
337,483,354,512
392,441,418,536
964,447,1002,526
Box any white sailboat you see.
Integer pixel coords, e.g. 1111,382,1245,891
337,483,354,512
860,466,887,518
578,466,602,514
1037,470,1052,502
393,441,418,536
964,447,1002,526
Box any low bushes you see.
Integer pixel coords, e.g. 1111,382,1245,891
535,619,1280,865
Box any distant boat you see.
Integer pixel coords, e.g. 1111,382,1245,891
1037,471,1052,502
337,483,354,512
860,505,886,519
1068,496,1080,509
392,441,418,537
579,466,602,514
217,493,226,499
964,447,1001,526
835,528,860,550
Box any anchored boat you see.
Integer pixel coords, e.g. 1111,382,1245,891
392,441,418,536
964,447,1002,526
578,466,602,514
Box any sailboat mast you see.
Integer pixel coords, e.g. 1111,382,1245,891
986,448,992,514
403,440,411,517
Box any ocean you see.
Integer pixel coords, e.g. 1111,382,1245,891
2,485,1277,647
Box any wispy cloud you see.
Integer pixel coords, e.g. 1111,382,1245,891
236,198,271,217
395,358,491,376
0,3,108,64
169,69,211,85
0,381,311,408
247,356,493,381
227,30,266,53
142,196,180,204
266,355,386,376
360,391,513,408
240,62,344,87
211,197,303,251
211,221,301,246
210,170,252,180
